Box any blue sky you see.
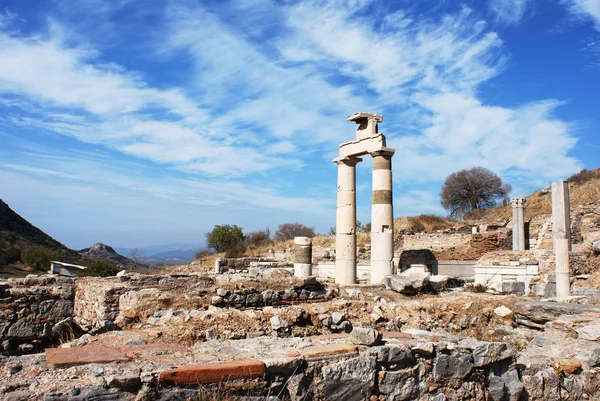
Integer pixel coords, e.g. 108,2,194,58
0,0,598,249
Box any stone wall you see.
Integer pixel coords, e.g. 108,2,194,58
0,276,75,355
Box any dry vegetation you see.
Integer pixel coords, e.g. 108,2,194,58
463,168,600,223
394,214,458,233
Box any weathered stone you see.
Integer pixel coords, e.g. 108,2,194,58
433,352,473,380
6,321,36,339
270,316,288,331
263,357,305,375
494,305,513,318
105,375,141,391
44,386,130,401
375,345,414,367
472,343,517,367
501,281,525,295
513,301,600,324
412,342,434,356
576,324,600,341
488,369,524,401
428,275,449,293
350,327,382,346
384,268,430,295
331,311,345,325
262,289,280,304
158,360,265,385
321,356,376,401
286,373,311,401
377,367,419,400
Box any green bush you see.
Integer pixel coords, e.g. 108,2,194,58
206,224,245,252
21,245,60,269
82,260,119,277
0,246,21,267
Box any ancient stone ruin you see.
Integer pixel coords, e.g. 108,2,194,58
334,113,395,285
2,116,600,400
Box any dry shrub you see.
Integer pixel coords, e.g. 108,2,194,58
463,283,490,293
568,168,599,185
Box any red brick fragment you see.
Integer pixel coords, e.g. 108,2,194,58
46,346,130,368
159,360,265,385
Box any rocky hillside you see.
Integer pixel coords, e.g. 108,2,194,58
0,199,73,253
79,243,136,268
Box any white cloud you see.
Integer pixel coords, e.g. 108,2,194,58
562,0,600,30
391,94,580,184
489,0,532,25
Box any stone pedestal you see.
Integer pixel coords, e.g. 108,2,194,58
552,181,571,298
293,237,312,278
370,149,395,284
334,156,361,285
511,198,526,251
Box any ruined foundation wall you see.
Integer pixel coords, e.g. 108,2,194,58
0,276,75,354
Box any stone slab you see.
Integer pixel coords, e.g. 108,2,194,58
118,342,189,358
158,360,265,385
288,343,358,359
381,331,413,340
46,346,130,368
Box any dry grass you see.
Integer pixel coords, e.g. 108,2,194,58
395,214,458,233
463,169,600,223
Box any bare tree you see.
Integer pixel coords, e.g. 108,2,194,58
274,223,316,242
440,167,511,218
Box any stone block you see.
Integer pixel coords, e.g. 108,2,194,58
46,346,130,368
158,360,265,385
433,352,473,380
321,356,376,401
501,281,525,295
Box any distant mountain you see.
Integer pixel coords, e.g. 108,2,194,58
114,242,203,264
78,243,137,267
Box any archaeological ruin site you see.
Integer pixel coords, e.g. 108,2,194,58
3,113,600,401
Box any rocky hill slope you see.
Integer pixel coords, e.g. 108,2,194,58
79,243,136,267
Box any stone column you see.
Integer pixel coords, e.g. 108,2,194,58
333,156,361,285
370,149,395,284
511,198,526,251
293,237,312,278
552,181,571,298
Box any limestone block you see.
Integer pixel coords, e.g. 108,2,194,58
321,356,376,401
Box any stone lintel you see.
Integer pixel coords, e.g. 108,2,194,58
339,134,386,158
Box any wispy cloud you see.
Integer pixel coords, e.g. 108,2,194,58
562,0,600,30
0,0,586,244
489,0,533,25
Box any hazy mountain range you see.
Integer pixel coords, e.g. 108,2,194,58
114,243,205,264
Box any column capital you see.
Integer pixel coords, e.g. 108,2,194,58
333,156,362,167
369,147,395,158
511,198,526,207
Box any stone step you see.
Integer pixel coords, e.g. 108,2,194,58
158,360,266,385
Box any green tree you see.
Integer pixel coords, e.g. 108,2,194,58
206,224,245,252
440,167,511,218
83,260,119,277
21,245,60,269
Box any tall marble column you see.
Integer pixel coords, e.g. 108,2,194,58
511,198,526,251
334,156,361,285
552,181,571,298
370,149,395,284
